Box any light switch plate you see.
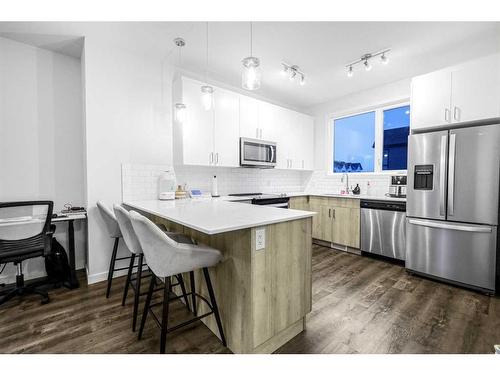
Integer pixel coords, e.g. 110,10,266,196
255,228,265,251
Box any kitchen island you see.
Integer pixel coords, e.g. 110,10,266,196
123,199,315,354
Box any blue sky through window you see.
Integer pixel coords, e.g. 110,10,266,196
333,111,375,173
383,105,410,170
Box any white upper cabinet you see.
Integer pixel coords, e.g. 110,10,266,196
213,88,240,167
451,55,500,124
411,54,500,131
274,108,314,171
181,77,214,166
297,112,315,170
173,76,315,170
411,70,452,130
239,95,260,139
258,101,279,141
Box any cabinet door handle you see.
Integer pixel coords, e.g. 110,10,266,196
332,209,335,219
328,208,331,218
215,153,219,165
444,108,451,123
453,106,460,122
209,152,213,164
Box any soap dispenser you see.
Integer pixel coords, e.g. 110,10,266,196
352,183,361,195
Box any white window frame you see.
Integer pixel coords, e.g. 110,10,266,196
328,99,410,175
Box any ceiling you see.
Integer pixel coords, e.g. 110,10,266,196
1,22,499,111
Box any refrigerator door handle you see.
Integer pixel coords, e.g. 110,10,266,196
408,219,492,233
439,135,447,216
448,133,456,216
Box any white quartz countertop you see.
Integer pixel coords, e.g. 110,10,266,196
123,199,315,235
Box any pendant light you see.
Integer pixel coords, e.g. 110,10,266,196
201,22,214,111
174,37,187,123
241,22,261,91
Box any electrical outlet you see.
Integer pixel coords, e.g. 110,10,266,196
255,228,265,251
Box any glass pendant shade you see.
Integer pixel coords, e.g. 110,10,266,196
241,57,261,91
175,103,186,123
201,85,214,111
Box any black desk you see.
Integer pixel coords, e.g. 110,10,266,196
52,213,87,288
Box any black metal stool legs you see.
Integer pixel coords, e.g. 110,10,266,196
160,276,171,354
203,267,226,346
122,254,136,306
106,237,120,298
132,254,144,331
138,275,155,340
176,274,191,312
189,271,196,315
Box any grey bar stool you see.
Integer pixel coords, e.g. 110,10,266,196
96,201,128,298
129,210,226,354
114,205,190,332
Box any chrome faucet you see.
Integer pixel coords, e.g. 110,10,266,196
341,173,349,194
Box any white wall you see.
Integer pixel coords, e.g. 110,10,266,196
82,38,173,283
0,36,85,283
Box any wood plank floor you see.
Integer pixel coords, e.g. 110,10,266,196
1,244,500,354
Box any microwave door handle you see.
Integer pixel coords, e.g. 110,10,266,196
270,145,275,163
439,135,447,217
448,133,456,216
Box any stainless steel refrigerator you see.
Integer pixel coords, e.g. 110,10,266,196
406,124,500,293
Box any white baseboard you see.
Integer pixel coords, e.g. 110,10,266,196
86,268,130,285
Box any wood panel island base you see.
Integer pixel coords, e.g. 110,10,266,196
124,200,313,354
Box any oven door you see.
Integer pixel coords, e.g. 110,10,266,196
240,138,276,168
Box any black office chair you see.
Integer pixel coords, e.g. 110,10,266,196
0,201,54,306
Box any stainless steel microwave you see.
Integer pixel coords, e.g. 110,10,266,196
240,137,277,168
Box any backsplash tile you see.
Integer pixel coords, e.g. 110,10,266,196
122,163,405,201
175,165,310,195
122,163,311,200
304,170,401,197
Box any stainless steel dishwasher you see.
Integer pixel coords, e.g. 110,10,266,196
360,199,406,261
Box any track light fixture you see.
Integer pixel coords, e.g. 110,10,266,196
281,62,306,86
345,48,390,77
347,65,354,78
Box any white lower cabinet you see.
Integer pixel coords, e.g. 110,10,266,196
174,76,314,170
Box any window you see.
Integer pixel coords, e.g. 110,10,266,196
331,103,409,173
333,111,375,173
382,105,410,170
